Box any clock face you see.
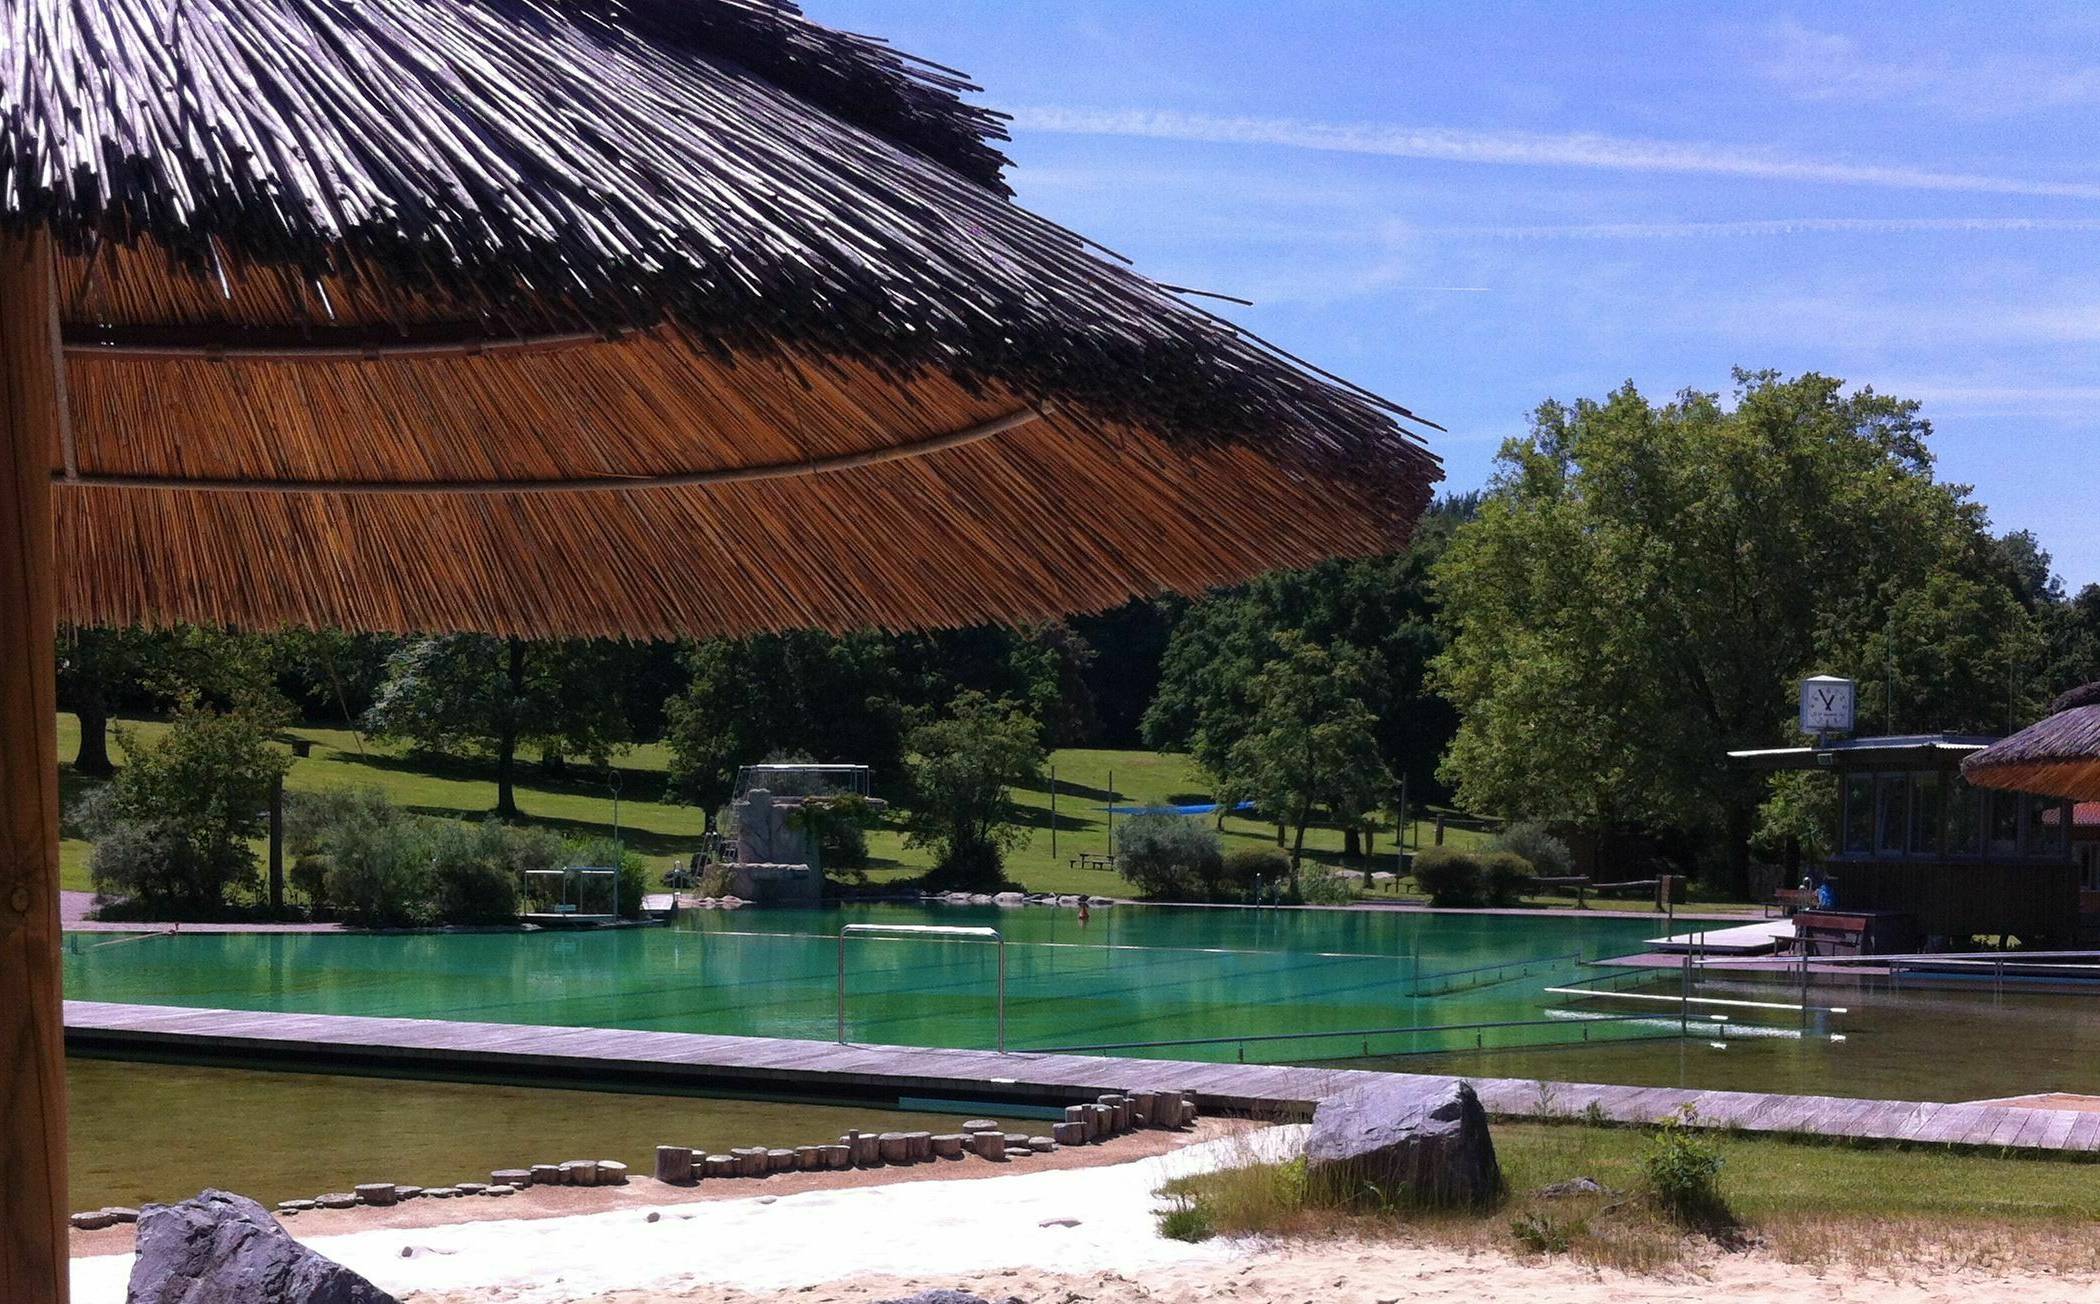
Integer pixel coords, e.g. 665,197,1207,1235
1800,678,1856,733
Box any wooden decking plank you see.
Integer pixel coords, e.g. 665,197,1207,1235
60,1001,2096,1157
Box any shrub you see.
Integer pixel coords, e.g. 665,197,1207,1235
1412,846,1486,907
1481,851,1537,906
568,836,649,919
1296,867,1360,905
1217,847,1291,902
1492,819,1573,877
1157,1196,1215,1243
1510,1210,1579,1255
1116,813,1224,900
785,793,878,876
82,702,293,916
428,821,521,925
1643,1107,1729,1227
325,817,436,929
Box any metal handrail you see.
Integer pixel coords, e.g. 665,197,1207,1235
837,923,1006,1053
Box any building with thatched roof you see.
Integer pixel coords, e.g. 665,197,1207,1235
15,0,1440,639
1,2,1443,1296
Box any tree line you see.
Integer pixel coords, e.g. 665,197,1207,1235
60,370,2100,897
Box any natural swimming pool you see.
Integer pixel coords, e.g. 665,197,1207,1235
60,903,2100,1106
63,903,1671,1061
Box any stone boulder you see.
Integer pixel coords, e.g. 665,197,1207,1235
1305,1079,1501,1209
127,1189,397,1304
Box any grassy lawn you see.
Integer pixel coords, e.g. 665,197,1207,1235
1168,1119,2100,1274
57,714,1687,909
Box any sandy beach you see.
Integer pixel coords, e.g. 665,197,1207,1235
69,1124,2100,1304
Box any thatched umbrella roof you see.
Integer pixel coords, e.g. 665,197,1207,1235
1962,683,2100,802
8,0,1440,638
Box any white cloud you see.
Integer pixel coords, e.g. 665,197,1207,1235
1438,217,2100,240
1007,106,2100,200
1756,18,2100,116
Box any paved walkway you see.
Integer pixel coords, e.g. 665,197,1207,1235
64,1001,2100,1156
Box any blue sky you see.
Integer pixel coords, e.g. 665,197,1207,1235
812,1,2099,588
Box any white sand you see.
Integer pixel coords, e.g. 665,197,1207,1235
72,1126,2100,1304
69,1130,1289,1303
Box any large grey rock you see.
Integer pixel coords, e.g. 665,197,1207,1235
1305,1079,1502,1209
127,1189,397,1304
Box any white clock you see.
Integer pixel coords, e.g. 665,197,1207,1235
1800,676,1856,736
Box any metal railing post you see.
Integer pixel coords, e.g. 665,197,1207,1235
836,931,848,1044
837,923,1005,1052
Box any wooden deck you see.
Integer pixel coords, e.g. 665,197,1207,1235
63,1000,2100,1155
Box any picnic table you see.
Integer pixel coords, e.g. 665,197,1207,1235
1071,852,1117,872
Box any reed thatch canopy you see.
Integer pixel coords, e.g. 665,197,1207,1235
5,0,1440,638
1962,682,2100,803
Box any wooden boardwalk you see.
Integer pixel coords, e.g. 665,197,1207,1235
63,1000,2100,1156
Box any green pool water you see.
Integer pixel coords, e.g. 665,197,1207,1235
63,903,1671,1062
68,1058,1034,1211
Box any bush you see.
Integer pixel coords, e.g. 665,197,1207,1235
1411,846,1486,907
1481,851,1536,906
1116,813,1224,900
785,793,878,876
1157,1197,1215,1243
1643,1108,1729,1227
1492,819,1573,877
325,818,436,929
81,702,293,916
1218,847,1291,902
1296,867,1360,905
568,836,649,919
428,821,521,925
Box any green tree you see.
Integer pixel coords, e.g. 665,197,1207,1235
364,636,631,818
1434,370,2042,890
1143,496,1475,830
900,690,1045,888
663,631,908,810
1221,635,1392,883
57,625,286,775
79,699,293,914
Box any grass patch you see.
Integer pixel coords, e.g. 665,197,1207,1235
1165,1119,2100,1276
55,715,1505,902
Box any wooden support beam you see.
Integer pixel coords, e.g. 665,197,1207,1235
0,231,69,1302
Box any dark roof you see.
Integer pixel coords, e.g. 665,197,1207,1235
1728,734,2000,772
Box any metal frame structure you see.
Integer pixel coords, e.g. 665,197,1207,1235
837,923,1005,1052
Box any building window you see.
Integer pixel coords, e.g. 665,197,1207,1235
1876,774,1910,857
2029,796,2069,858
1947,777,1984,856
1841,773,1874,856
2080,843,2100,891
1908,772,1943,857
1988,789,2022,859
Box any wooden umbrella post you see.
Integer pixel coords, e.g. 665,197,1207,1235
0,231,70,1304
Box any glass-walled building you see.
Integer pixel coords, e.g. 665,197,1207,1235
1733,734,2078,949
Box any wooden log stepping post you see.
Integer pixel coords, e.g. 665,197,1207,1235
654,1147,694,1185
491,1169,533,1189
931,1134,966,1159
703,1155,738,1179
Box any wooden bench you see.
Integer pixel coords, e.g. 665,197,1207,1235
1793,910,1867,957
1767,887,1813,918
